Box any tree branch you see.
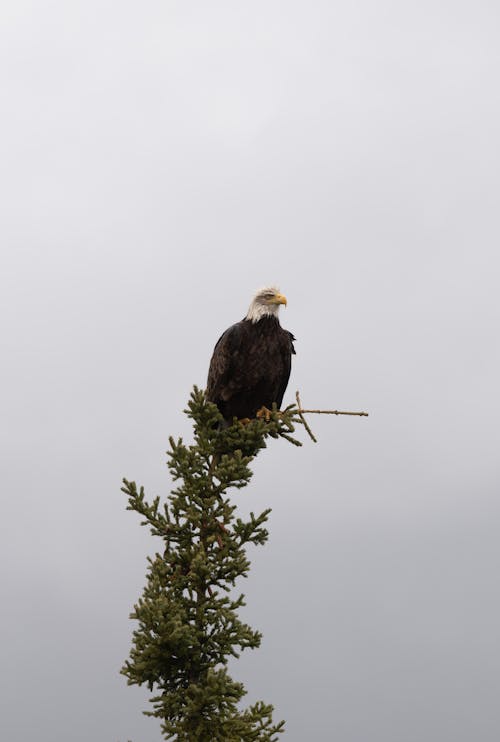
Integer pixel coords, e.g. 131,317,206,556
294,390,368,443
295,390,369,417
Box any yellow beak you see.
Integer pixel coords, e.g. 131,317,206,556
270,293,287,306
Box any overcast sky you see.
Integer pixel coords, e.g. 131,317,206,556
2,1,500,740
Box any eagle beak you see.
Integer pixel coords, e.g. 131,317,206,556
272,293,287,306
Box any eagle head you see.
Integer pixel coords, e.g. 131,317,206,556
245,286,287,323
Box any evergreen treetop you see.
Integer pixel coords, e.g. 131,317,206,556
121,387,303,741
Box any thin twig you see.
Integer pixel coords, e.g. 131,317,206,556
295,391,318,443
295,390,368,417
298,409,369,416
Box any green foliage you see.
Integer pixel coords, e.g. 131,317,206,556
122,387,302,741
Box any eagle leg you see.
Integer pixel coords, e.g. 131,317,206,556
256,406,273,422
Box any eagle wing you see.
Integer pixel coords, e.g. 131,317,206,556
275,330,296,409
206,322,244,404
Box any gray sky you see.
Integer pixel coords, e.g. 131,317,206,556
2,1,500,740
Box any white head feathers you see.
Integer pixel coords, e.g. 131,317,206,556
245,286,288,323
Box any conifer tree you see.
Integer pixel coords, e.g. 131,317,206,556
121,387,303,741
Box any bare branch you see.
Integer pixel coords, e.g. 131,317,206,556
295,391,318,443
298,409,369,416
295,390,369,418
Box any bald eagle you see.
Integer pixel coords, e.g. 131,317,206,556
206,286,296,425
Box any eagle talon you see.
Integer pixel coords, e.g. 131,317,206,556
256,406,273,422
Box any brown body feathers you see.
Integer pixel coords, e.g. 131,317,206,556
206,315,296,424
